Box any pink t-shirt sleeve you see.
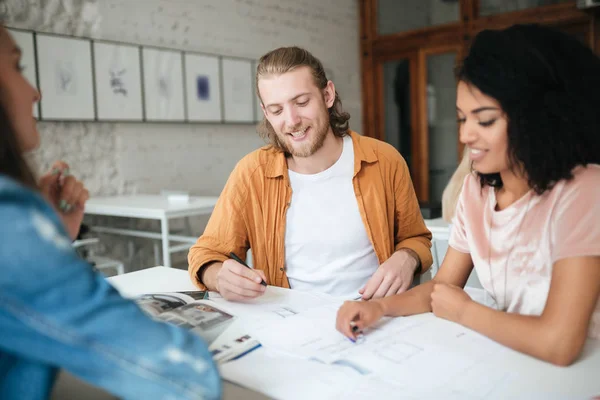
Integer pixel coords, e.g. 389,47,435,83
551,166,600,262
448,174,473,254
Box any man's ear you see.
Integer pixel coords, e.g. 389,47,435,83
260,102,267,118
323,80,336,108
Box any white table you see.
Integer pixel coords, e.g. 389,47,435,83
109,267,600,399
84,195,218,268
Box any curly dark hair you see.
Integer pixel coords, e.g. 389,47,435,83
255,46,350,153
456,24,600,194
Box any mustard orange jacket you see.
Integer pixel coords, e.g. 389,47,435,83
188,131,432,289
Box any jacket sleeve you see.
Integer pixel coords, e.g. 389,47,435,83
0,191,221,400
393,156,433,273
188,162,250,289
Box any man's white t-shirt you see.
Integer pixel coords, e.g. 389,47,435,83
284,135,379,298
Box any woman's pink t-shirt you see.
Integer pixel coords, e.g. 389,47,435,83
449,165,600,338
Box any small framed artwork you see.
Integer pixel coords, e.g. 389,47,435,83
93,41,143,121
7,29,40,119
251,60,263,123
142,47,185,121
222,58,254,123
36,33,95,120
183,53,222,122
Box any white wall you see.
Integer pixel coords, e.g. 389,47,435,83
4,0,362,196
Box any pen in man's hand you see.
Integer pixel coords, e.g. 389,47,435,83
229,252,267,286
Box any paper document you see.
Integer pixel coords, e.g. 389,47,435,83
250,306,513,396
207,286,338,330
220,347,417,400
133,291,259,363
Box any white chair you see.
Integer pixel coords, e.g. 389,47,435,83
73,238,125,276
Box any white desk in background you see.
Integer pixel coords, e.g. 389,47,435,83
424,217,483,288
423,218,450,280
84,195,218,268
108,267,600,400
424,217,450,240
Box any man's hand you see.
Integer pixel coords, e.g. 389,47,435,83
212,259,267,301
359,249,419,300
39,161,89,240
430,283,473,324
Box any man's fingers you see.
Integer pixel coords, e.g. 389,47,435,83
219,263,266,297
225,260,265,284
223,274,265,293
396,277,412,294
361,272,384,300
386,279,404,298
372,274,394,299
219,280,264,300
255,269,267,284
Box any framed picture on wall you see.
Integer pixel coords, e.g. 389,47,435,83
93,41,143,121
142,47,185,121
251,60,263,123
222,58,254,123
7,28,40,119
36,33,95,120
183,53,222,122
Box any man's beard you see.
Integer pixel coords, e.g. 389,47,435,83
280,123,328,158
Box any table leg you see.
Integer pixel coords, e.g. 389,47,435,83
161,217,171,268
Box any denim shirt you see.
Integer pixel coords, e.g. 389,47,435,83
0,175,221,399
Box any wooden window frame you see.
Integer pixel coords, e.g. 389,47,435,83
359,0,596,203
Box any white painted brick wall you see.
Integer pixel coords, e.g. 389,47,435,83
3,0,361,270
4,0,361,196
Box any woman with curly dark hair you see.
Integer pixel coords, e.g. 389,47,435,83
337,24,600,366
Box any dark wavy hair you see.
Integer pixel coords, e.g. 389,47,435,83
0,23,37,188
0,101,37,188
255,46,350,153
456,24,600,194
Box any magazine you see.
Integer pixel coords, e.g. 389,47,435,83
134,291,260,363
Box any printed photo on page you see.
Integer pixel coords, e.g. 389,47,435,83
134,291,260,363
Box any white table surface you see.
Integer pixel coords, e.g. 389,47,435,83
85,194,219,219
108,267,600,399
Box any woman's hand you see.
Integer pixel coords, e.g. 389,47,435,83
336,300,385,340
430,283,473,324
39,161,89,240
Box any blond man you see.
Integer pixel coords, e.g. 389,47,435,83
188,47,432,301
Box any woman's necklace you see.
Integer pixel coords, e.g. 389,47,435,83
487,189,533,311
